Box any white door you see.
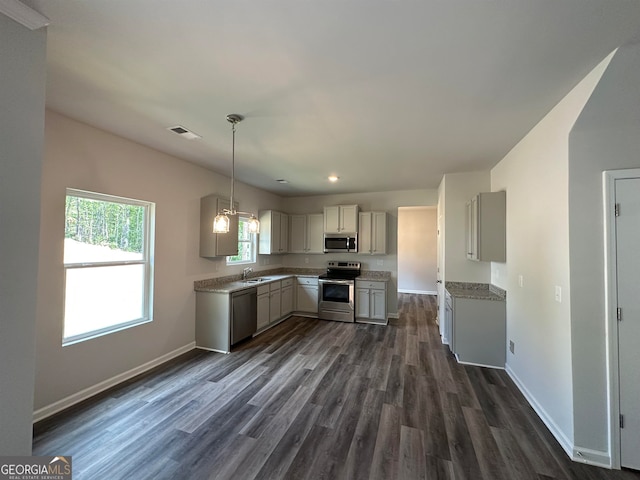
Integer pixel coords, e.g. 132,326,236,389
616,177,640,470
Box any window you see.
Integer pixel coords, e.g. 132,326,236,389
63,189,154,345
227,216,256,265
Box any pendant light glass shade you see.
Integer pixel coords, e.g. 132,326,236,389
213,212,230,233
212,114,260,235
247,215,260,234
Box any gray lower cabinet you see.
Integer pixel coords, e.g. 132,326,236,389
281,278,294,316
256,284,271,331
269,281,282,323
355,280,387,324
449,295,506,368
257,277,295,332
296,277,318,314
196,288,258,353
196,276,318,353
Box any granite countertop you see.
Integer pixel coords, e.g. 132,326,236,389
445,281,506,301
194,267,324,293
195,267,392,293
357,271,392,282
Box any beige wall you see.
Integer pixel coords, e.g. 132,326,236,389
35,111,282,412
398,207,437,293
490,52,613,455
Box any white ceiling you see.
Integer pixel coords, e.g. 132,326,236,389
24,0,640,196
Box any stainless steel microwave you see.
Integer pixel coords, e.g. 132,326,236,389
323,233,358,253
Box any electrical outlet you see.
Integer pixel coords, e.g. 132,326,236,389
509,340,515,354
304,257,309,264
377,259,384,266
555,286,562,303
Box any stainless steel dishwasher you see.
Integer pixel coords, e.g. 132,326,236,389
231,288,257,345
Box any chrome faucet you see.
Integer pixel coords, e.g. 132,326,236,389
242,267,253,280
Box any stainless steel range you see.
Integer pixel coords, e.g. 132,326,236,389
318,261,361,322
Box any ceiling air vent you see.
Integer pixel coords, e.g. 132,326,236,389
167,125,201,140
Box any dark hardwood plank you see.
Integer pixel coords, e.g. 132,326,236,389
399,425,427,480
369,402,401,480
343,388,385,480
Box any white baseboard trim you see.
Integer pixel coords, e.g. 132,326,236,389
33,342,196,423
455,355,504,370
572,446,612,469
505,364,574,460
398,289,437,295
195,345,229,354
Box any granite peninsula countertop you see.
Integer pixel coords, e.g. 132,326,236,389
194,267,392,294
445,281,506,301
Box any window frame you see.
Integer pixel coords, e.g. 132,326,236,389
63,188,155,345
226,215,257,266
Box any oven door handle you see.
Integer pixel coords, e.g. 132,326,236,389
318,279,354,285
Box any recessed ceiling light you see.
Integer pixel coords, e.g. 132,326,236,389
276,179,289,184
328,175,339,183
167,125,201,140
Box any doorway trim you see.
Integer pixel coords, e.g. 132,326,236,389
603,168,640,469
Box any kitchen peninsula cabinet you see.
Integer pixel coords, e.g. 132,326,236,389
259,210,289,254
445,283,506,368
324,205,359,233
358,212,387,255
289,213,324,254
199,195,238,258
466,191,506,262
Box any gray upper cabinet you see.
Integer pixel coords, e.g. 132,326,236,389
358,211,387,255
200,195,239,258
323,205,359,233
289,213,324,254
466,191,506,262
259,210,289,254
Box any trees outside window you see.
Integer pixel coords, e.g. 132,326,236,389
227,216,256,265
63,189,155,344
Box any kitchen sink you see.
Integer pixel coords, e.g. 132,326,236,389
244,277,269,284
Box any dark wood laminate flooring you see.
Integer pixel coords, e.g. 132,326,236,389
33,294,640,480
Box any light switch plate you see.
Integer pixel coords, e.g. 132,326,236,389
518,275,524,288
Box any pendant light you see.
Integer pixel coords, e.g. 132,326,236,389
213,114,260,234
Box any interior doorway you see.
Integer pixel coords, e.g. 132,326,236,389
604,169,640,470
397,207,437,294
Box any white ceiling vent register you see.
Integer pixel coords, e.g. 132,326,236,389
0,0,50,30
167,125,201,140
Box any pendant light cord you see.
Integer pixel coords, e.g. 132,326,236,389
230,121,235,213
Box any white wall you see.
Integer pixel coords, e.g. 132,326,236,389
490,53,613,455
398,207,437,294
35,111,282,412
568,42,640,457
0,15,47,455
